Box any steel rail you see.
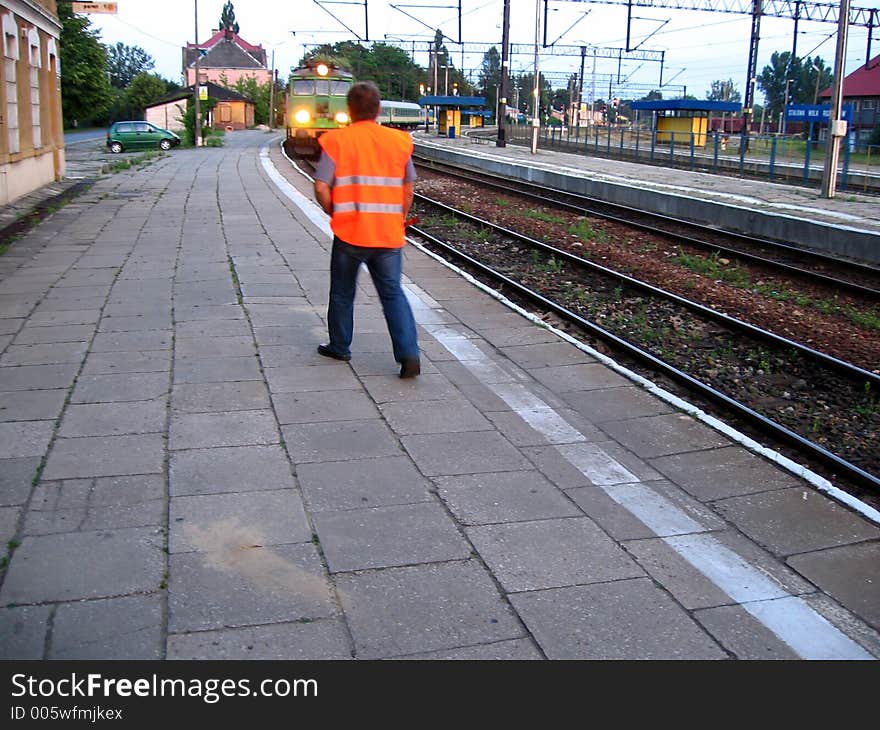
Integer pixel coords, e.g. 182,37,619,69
415,192,880,387
409,223,880,493
413,156,880,299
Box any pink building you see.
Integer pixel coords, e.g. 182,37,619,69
183,28,270,87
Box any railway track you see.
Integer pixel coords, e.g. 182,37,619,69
409,193,880,497
283,140,880,502
413,156,880,299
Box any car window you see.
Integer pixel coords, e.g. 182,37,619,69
134,123,151,132
116,123,134,133
293,80,315,95
330,80,350,96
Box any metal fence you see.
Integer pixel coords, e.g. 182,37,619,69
503,123,880,195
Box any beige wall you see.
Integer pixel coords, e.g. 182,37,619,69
212,100,253,130
0,0,64,205
185,67,271,87
146,99,186,132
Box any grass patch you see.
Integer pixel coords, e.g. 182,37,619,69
847,307,880,332
674,251,751,287
568,218,606,243
522,208,565,224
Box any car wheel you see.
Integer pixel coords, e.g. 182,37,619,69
109,141,123,154
159,139,172,151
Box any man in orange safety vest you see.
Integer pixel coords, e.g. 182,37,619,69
313,81,420,378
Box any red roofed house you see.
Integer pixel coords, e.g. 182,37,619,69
183,27,271,88
819,55,880,144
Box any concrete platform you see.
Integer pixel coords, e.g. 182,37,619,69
413,130,880,264
0,130,878,660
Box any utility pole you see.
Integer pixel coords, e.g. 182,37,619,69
821,0,851,198
268,49,276,129
531,0,541,154
497,0,511,147
193,0,201,147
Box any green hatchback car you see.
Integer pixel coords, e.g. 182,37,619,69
106,121,180,153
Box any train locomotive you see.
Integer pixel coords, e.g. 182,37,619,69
286,60,354,151
286,61,424,152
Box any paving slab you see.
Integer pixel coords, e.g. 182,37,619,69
167,543,335,632
49,594,164,659
99,314,173,332
272,390,380,424
167,619,352,660
401,431,532,476
510,578,727,659
467,516,644,592
360,374,462,403
42,434,165,480
599,413,731,459
528,362,633,393
174,336,256,358
169,410,279,450
171,381,271,413
0,605,51,659
713,487,880,556
297,455,432,512
0,527,165,604
265,364,362,393
0,420,55,459
0,363,79,390
335,560,525,659
435,471,582,525
0,456,41,506
787,541,880,630
58,400,166,437
24,475,165,535
313,502,470,572
169,444,296,497
399,638,544,660
170,489,312,553
563,385,675,422
12,324,94,344
282,420,402,463
81,350,171,375
0,389,67,422
566,479,726,541
173,356,263,384
378,398,493,434
0,342,89,366
71,372,170,403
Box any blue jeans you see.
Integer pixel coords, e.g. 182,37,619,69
327,237,419,362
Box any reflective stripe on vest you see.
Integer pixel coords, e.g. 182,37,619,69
333,202,404,214
335,175,403,188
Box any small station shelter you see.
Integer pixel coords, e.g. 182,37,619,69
630,99,741,147
419,95,487,137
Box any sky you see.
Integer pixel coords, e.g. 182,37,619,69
85,0,880,103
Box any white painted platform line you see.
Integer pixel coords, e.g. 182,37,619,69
264,141,877,660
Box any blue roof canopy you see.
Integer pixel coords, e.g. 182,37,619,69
630,99,741,113
419,95,485,107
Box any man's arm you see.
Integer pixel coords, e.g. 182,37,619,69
403,182,413,220
314,180,333,215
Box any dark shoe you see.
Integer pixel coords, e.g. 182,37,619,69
399,357,421,379
317,344,350,361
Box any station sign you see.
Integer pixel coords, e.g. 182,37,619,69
71,2,118,13
785,104,853,124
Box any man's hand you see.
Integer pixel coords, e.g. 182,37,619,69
314,180,333,215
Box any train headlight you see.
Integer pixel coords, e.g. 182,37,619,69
335,112,350,124
316,63,329,77
294,109,311,124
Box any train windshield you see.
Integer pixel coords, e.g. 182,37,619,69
292,79,351,96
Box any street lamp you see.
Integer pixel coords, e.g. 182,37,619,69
193,0,201,147
781,78,793,136
813,62,822,105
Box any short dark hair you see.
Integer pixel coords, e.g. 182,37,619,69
347,82,381,122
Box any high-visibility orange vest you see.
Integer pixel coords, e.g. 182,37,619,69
318,120,414,248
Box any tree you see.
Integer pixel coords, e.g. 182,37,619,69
220,1,240,33
706,79,741,103
105,42,155,89
758,51,832,117
302,41,426,102
57,1,113,126
478,47,501,116
126,73,168,116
